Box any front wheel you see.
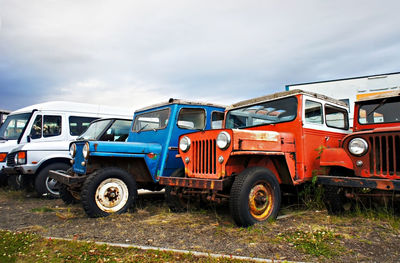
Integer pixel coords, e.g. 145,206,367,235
35,162,70,198
81,167,137,218
229,167,281,227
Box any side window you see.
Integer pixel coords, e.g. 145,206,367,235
211,111,224,129
325,105,348,130
177,108,206,130
69,116,98,136
30,115,42,139
43,115,62,137
305,100,323,124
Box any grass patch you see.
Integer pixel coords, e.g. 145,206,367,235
278,228,344,259
0,230,252,262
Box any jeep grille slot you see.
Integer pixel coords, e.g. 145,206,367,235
6,152,16,167
193,139,216,175
368,134,400,176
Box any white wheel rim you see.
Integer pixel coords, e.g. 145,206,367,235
46,177,59,196
95,178,129,213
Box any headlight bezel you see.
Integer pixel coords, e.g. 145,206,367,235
179,136,191,152
216,131,231,150
348,138,369,156
69,143,76,158
14,151,27,165
82,142,90,159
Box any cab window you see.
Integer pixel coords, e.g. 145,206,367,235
325,105,348,129
43,115,62,137
69,116,98,136
30,115,42,139
211,111,224,129
177,108,206,130
305,100,323,124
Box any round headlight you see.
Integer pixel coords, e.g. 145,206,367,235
217,131,231,150
179,136,191,152
69,143,76,158
82,142,90,159
348,138,368,156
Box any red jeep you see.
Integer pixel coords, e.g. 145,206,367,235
159,90,350,226
319,90,400,213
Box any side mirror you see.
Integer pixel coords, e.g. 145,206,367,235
27,135,31,143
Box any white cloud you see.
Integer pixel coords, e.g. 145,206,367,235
1,0,400,110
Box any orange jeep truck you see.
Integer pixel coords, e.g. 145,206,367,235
159,89,350,226
319,90,400,213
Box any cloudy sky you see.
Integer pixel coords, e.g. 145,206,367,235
0,0,399,111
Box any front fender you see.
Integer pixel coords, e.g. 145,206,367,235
320,148,354,170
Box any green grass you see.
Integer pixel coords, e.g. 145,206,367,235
0,230,253,263
278,228,344,259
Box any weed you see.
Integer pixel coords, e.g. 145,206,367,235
278,228,344,258
298,175,325,210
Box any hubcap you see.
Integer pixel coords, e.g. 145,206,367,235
46,177,60,196
95,178,129,213
248,182,273,220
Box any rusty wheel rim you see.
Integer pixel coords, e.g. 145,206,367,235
95,178,128,213
248,181,273,221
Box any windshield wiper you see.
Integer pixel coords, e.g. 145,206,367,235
367,99,387,117
137,124,149,133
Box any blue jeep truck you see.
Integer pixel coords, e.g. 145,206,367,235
50,99,225,217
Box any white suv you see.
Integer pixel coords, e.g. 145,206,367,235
1,101,133,197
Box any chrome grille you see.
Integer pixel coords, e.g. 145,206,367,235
368,134,400,176
192,139,217,175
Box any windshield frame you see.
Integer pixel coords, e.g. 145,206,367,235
0,112,33,141
225,96,298,129
132,107,171,132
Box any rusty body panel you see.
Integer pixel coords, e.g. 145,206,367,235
319,92,400,195
158,176,232,191
165,92,349,190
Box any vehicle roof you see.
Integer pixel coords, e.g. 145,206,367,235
226,89,348,110
135,98,226,113
356,90,400,102
9,101,134,117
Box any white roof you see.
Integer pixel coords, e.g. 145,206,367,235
10,101,134,118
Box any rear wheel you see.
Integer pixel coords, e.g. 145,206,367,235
35,162,70,198
230,167,281,227
81,167,137,217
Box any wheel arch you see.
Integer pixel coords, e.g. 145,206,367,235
35,157,71,176
89,156,154,183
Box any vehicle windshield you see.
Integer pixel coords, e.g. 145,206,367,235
78,119,113,140
0,113,32,140
133,108,170,132
358,97,400,125
225,96,298,129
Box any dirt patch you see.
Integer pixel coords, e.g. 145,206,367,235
0,189,399,262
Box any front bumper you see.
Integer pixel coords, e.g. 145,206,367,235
2,167,19,176
49,169,86,186
318,175,400,191
159,176,232,190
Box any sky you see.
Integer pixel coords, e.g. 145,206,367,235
0,0,399,112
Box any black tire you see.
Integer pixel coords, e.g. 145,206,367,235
7,174,30,190
165,168,188,212
81,167,137,218
323,185,346,215
35,162,70,198
229,167,281,227
59,183,79,205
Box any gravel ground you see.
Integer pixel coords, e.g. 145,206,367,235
0,188,400,262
